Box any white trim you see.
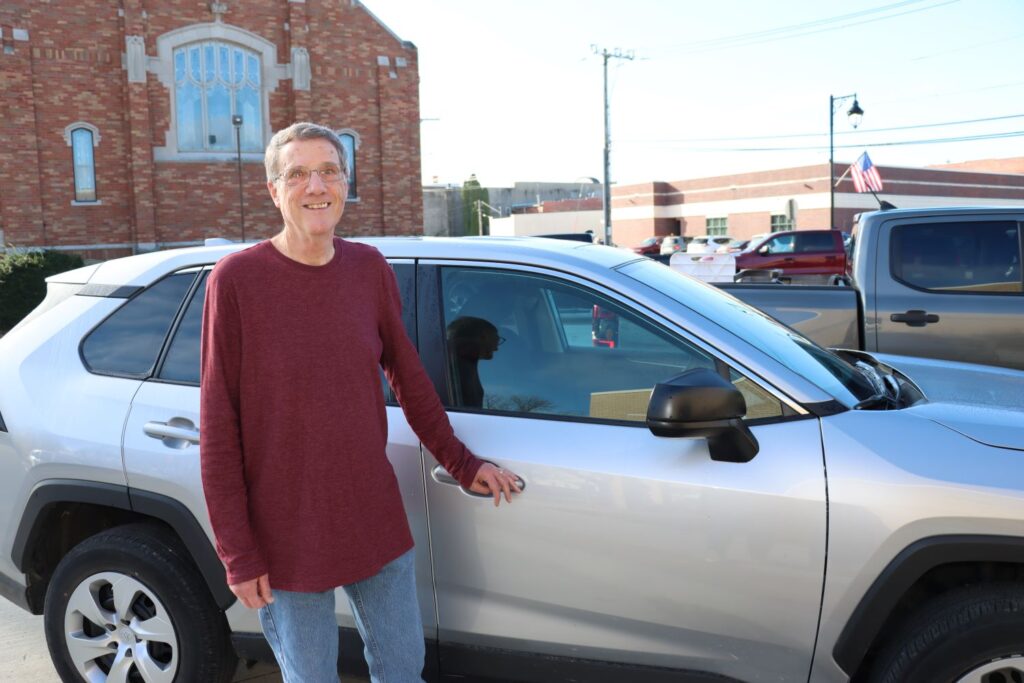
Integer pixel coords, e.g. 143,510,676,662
151,23,288,162
71,200,104,206
63,122,101,146
614,174,1023,202
612,193,1024,221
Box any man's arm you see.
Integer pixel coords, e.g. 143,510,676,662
200,266,270,586
376,257,520,505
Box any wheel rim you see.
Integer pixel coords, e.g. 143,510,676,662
955,656,1024,683
63,571,178,683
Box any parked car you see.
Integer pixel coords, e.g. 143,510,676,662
633,235,664,255
715,238,749,254
2,237,1023,683
659,235,690,255
734,228,848,277
686,234,735,254
721,207,1024,370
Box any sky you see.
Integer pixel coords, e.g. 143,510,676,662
362,0,1024,188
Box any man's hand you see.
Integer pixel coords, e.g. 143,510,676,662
469,463,522,507
230,573,274,609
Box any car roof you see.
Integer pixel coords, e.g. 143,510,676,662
74,237,642,288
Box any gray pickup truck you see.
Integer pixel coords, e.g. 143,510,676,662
720,206,1024,371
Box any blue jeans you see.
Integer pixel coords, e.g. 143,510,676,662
258,548,425,683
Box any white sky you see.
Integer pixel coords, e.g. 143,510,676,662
363,0,1024,187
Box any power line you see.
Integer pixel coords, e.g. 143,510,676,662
654,0,959,55
625,130,1024,153
621,114,1024,144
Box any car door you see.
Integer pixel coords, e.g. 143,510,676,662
748,232,796,272
120,261,440,659
872,216,1024,370
792,231,844,275
418,261,827,682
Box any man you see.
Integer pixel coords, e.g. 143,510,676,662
200,122,521,683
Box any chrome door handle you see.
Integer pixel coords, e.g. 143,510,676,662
143,418,200,448
431,464,526,494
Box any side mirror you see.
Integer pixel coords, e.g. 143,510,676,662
646,368,759,463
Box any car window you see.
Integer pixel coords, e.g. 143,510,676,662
440,267,784,422
763,235,795,254
157,272,208,384
891,221,1022,293
81,271,198,378
795,232,835,253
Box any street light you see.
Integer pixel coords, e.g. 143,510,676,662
829,94,864,230
232,114,246,242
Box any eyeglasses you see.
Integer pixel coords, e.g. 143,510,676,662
274,166,345,187
497,336,507,347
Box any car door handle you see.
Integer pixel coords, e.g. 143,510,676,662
783,257,795,262
143,418,200,448
890,310,940,327
431,464,526,495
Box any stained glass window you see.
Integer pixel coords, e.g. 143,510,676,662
174,41,262,152
71,128,97,202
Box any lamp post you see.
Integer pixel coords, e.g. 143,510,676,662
829,94,864,230
232,114,246,242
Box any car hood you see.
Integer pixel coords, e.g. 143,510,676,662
908,402,1024,452
869,352,1024,413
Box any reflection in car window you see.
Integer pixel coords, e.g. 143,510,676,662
440,267,784,422
764,235,794,254
891,221,1022,293
159,272,208,384
82,271,198,377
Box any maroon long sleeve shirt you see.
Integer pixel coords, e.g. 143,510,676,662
200,238,482,591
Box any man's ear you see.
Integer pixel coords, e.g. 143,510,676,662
267,179,281,207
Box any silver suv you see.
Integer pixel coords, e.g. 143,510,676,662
1,237,1023,683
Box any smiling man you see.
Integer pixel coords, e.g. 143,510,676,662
199,122,520,683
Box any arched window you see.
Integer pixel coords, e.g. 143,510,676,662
64,123,99,203
337,130,359,200
174,41,262,152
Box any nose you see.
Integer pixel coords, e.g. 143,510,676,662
305,170,328,192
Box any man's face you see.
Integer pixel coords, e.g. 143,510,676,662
267,137,348,240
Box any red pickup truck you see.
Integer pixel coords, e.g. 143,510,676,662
734,229,848,276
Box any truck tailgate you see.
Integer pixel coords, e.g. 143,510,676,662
716,283,861,349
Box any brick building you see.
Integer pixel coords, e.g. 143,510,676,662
0,0,422,261
610,158,1024,248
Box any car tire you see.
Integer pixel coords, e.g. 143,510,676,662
43,523,237,683
869,582,1024,683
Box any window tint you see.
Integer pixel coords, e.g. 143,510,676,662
891,221,1023,293
159,272,208,384
440,267,784,422
380,263,416,404
796,232,835,253
82,272,198,377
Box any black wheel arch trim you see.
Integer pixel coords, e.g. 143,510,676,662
832,534,1024,676
11,479,234,611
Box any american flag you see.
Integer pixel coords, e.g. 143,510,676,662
851,152,884,193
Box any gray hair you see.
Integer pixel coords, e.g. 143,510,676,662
264,122,349,182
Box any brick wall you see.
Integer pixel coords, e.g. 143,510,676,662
0,0,422,258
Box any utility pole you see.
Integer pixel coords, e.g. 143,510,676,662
591,45,634,246
475,199,502,236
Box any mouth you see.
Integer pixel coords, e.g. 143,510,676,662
304,202,332,210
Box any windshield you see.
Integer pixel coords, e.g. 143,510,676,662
620,259,875,406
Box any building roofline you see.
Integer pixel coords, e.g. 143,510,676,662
356,1,417,50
